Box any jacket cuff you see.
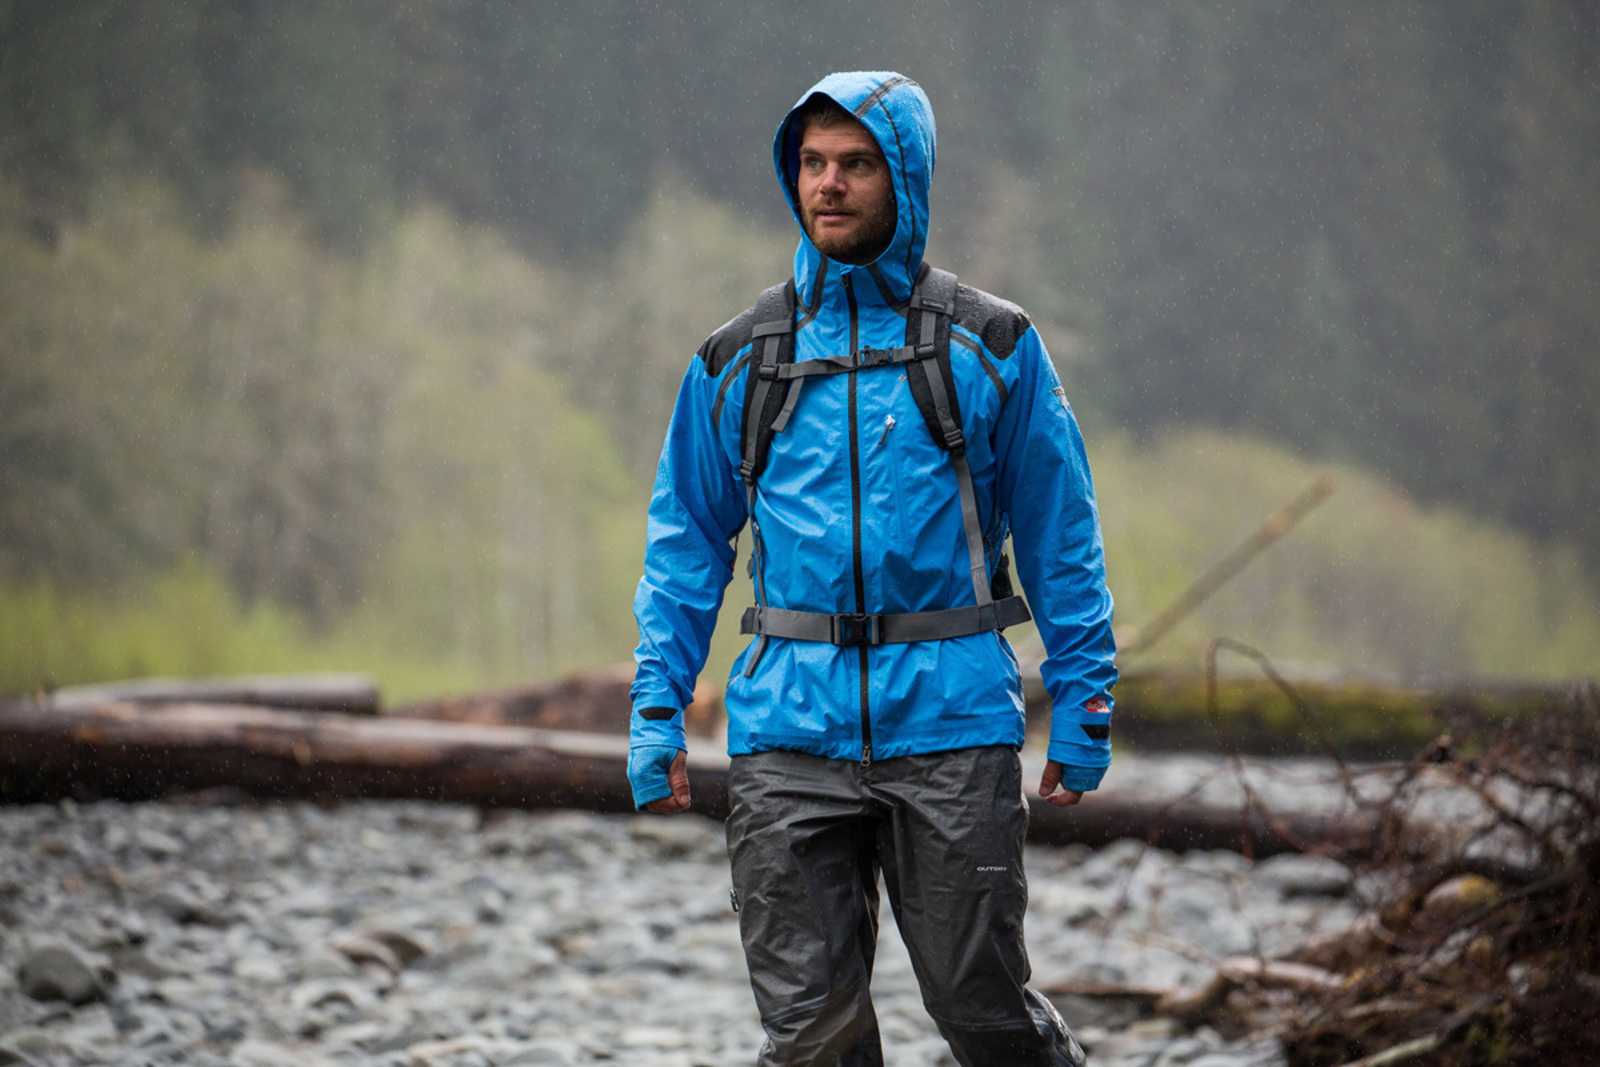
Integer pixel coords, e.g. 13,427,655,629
629,705,686,751
1046,738,1110,792
627,744,682,810
1060,764,1108,793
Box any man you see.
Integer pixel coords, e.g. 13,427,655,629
627,71,1116,1066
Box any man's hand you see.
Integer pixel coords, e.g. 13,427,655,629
645,750,692,814
1037,760,1083,807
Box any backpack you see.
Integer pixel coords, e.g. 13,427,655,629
736,265,1030,675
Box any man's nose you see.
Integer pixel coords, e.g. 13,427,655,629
817,164,847,195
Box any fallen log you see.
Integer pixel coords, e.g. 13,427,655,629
0,701,1379,857
45,674,380,715
389,663,723,738
376,654,1587,759
0,700,684,814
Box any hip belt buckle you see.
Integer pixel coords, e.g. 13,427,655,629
830,612,882,646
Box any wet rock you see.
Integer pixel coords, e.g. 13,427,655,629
499,1042,581,1066
233,1039,337,1067
1074,838,1154,888
16,941,104,1004
0,1032,58,1066
627,815,718,858
135,828,185,859
332,932,404,975
1252,854,1353,898
1189,1036,1287,1065
290,978,377,1014
619,1024,689,1049
300,946,361,980
0,787,1360,1067
0,1045,41,1067
362,926,431,968
149,883,227,926
1422,873,1500,921
404,1036,511,1066
234,951,288,985
1031,882,1106,926
95,906,150,947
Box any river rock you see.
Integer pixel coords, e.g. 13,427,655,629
233,1039,337,1067
16,941,103,1004
332,932,404,975
362,925,432,968
0,786,1367,1067
149,883,227,926
499,1042,581,1066
290,977,376,1014
1252,854,1353,897
1422,873,1500,921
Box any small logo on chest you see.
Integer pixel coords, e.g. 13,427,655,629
975,865,1009,873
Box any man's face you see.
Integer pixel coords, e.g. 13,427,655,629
797,118,896,265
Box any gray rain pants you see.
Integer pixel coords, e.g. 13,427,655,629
725,745,1087,1067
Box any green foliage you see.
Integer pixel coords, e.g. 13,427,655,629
0,559,483,703
0,173,645,695
1083,426,1600,681
3,2,1595,572
563,181,791,479
2,132,1595,703
0,173,393,618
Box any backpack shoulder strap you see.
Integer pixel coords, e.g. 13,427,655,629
737,280,795,677
905,265,963,453
906,265,996,610
738,280,797,488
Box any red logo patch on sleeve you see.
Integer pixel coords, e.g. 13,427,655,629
1083,696,1110,714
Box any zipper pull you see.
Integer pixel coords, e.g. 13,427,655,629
877,413,896,447
860,743,872,767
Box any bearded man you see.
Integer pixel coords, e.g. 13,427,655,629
627,71,1116,1066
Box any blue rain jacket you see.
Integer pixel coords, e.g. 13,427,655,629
629,72,1117,809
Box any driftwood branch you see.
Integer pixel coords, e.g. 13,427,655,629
1155,957,1343,1023
1117,475,1337,657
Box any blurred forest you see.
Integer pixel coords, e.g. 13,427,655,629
2,1,1596,698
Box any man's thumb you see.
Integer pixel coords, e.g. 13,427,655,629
669,751,692,809
1038,760,1062,798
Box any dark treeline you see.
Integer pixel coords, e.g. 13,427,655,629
2,0,1596,572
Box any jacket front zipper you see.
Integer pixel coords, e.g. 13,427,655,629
845,273,871,765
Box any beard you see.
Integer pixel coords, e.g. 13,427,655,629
805,195,897,265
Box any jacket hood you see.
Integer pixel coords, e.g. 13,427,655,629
773,71,936,308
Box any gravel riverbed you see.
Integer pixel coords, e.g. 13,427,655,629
0,797,1365,1066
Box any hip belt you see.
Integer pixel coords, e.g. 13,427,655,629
739,596,1030,647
